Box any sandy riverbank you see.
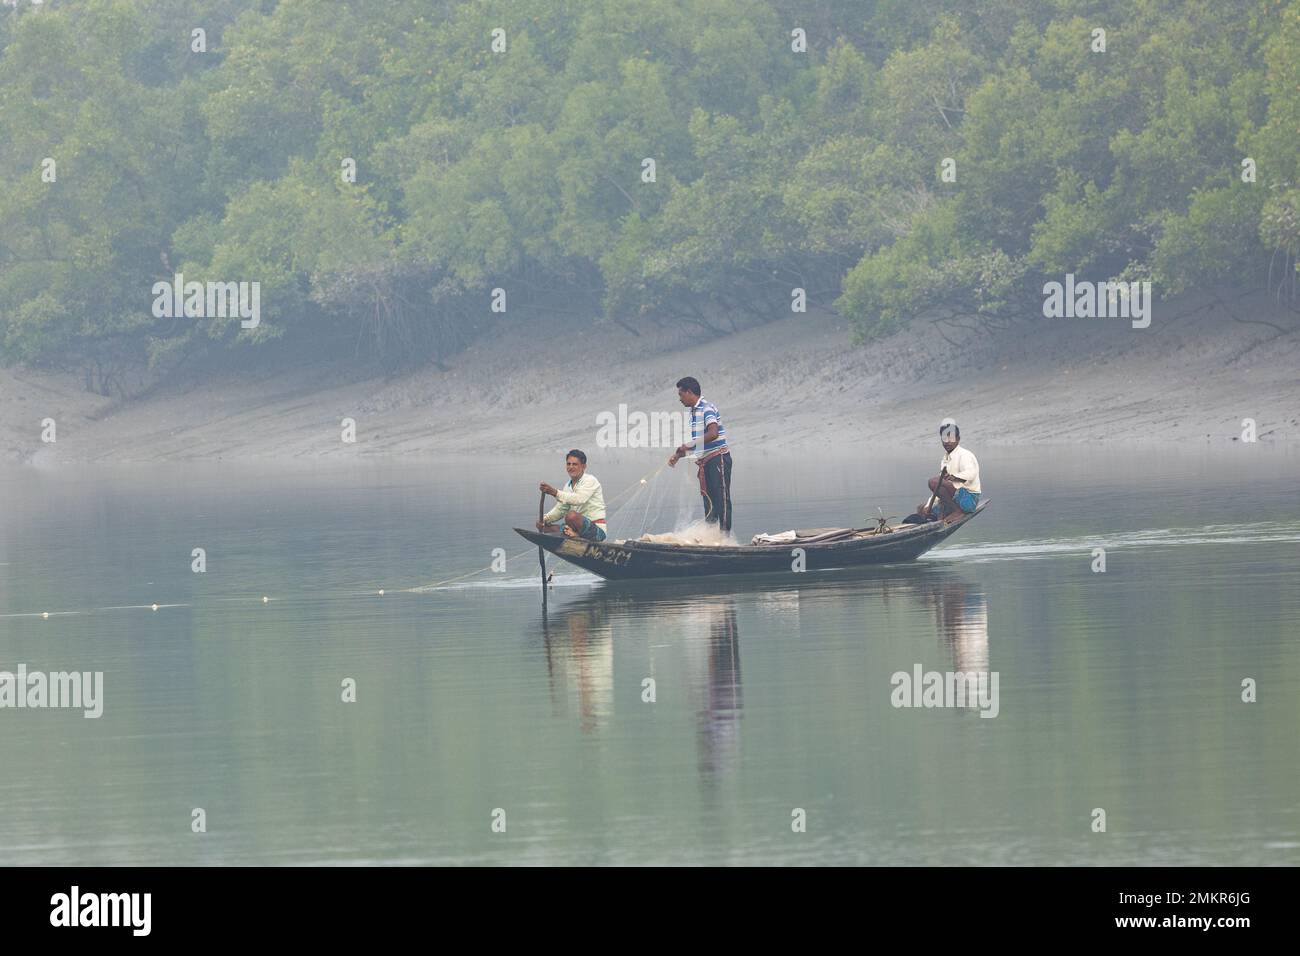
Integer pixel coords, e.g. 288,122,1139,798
2,291,1297,464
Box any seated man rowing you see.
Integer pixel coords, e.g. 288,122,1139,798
537,448,608,541
916,419,982,524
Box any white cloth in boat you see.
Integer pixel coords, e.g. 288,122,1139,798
750,528,855,545
940,445,980,493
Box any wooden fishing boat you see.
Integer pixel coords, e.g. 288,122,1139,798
514,499,988,581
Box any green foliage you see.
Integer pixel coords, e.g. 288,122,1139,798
1247,0,1300,303
1,0,1297,380
1152,186,1265,294
838,203,967,336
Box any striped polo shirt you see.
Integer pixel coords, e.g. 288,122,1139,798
690,398,729,456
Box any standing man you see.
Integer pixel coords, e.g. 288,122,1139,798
538,449,608,540
917,419,981,523
668,376,733,533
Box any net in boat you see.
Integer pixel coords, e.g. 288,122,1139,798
637,519,737,547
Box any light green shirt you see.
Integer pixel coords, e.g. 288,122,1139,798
543,472,607,529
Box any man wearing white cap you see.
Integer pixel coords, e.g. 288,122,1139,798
918,419,981,523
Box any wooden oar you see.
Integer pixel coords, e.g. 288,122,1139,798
924,467,948,520
538,491,548,610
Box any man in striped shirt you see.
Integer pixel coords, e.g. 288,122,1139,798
668,376,734,533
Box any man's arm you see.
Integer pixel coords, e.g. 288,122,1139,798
554,475,596,506
671,422,718,463
946,451,976,484
538,481,566,524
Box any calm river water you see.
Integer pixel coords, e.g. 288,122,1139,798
1,445,1297,864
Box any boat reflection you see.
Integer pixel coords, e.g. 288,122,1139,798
928,575,989,675
540,592,614,735
536,565,989,769
539,585,745,776
692,596,742,778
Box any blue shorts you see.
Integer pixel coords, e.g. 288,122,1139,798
931,488,980,516
576,516,607,541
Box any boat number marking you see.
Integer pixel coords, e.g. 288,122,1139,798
558,538,632,566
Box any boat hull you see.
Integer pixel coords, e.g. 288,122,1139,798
514,500,987,580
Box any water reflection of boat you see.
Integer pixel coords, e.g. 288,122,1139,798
928,577,989,674
536,565,989,767
540,589,745,774
690,596,742,778
540,594,614,734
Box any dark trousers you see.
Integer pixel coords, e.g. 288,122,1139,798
699,452,733,532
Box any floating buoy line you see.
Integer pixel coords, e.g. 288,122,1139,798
1,464,677,620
